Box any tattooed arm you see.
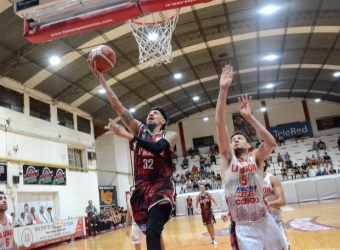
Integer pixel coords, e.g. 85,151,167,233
88,60,141,135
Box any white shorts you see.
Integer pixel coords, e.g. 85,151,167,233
235,213,287,250
131,223,146,245
277,221,290,249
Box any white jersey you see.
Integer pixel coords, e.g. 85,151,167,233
223,155,267,222
0,215,14,250
263,172,282,222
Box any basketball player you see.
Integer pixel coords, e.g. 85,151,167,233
0,192,18,250
195,184,220,245
186,195,193,216
261,160,290,249
89,60,177,250
215,65,287,249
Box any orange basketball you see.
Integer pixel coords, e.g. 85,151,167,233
89,45,116,73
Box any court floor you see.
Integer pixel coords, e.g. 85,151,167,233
54,199,340,250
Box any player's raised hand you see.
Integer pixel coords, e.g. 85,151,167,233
219,65,234,90
221,213,229,222
105,119,133,141
87,59,104,81
238,94,252,119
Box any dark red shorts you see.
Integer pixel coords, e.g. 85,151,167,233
130,178,174,232
201,208,216,226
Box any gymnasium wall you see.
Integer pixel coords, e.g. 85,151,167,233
0,77,98,220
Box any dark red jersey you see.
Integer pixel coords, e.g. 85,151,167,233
199,192,211,210
133,124,174,184
187,198,193,207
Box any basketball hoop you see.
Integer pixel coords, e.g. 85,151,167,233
127,9,180,67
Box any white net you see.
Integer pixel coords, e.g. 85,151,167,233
127,10,179,67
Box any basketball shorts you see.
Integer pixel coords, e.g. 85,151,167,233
201,208,216,226
130,178,174,233
131,223,146,245
235,213,287,250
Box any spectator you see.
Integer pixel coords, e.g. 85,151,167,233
27,207,39,225
210,154,216,165
85,200,98,237
309,154,319,168
97,210,107,232
278,135,285,146
338,137,340,151
180,157,189,169
192,165,198,173
322,168,329,175
285,158,293,170
305,156,311,167
300,163,309,178
46,207,55,222
329,167,336,174
188,148,194,159
11,212,20,227
295,132,304,143
317,139,327,150
287,168,294,180
199,155,205,166
216,173,221,182
283,152,290,161
210,178,217,190
204,158,211,170
37,207,48,224
210,170,216,178
204,178,211,190
179,187,185,194
192,178,199,191
277,153,284,167
18,212,27,226
323,152,333,167
315,169,324,176
316,153,324,167
293,164,301,179
280,167,288,180
255,140,261,148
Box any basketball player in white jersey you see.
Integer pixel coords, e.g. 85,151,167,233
261,160,290,249
126,186,165,250
0,191,18,250
215,65,287,249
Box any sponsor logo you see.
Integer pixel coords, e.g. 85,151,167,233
21,228,33,247
235,197,259,205
100,190,113,205
41,167,53,184
231,164,238,172
240,163,256,174
235,190,256,197
24,166,39,184
263,187,272,194
236,185,257,192
55,169,66,185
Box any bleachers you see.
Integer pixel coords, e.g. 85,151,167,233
174,133,340,188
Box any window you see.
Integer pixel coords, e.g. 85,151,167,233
0,85,24,113
29,97,50,121
193,135,215,148
68,148,86,172
77,116,91,134
57,108,74,129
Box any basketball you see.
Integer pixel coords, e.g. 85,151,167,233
89,45,116,73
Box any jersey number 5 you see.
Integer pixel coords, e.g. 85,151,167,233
143,159,154,169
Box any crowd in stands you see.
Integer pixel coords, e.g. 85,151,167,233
97,207,126,232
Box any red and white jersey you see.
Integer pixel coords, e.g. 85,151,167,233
263,173,282,222
223,155,266,222
0,214,14,250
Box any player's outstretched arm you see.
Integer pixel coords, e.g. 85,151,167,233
238,94,276,164
268,175,286,208
216,65,234,179
88,59,141,135
208,193,221,209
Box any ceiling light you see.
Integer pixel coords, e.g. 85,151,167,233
264,55,278,60
266,84,274,89
261,107,266,112
203,117,208,121
259,5,279,14
49,56,60,65
148,33,158,41
129,108,136,113
174,73,182,79
98,89,106,94
334,72,340,77
193,96,199,101
315,98,321,103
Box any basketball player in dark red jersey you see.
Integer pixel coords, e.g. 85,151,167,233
195,185,220,245
89,61,177,250
216,65,287,249
186,195,193,216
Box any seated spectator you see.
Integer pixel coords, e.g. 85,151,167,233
329,167,336,174
277,152,284,167
323,152,333,167
18,212,27,226
293,164,301,179
11,212,20,227
309,154,319,168
188,148,194,158
300,163,309,177
216,180,222,189
204,158,211,169
317,139,327,150
295,131,304,143
199,155,205,166
186,179,193,190
287,168,294,180
192,165,198,173
255,140,261,148
305,156,311,167
210,154,216,165
180,157,189,169
204,178,211,190
210,170,216,178
179,187,185,194
316,153,324,167
97,210,107,232
281,167,288,180
278,135,285,146
312,141,318,152
315,169,324,176
284,152,290,161
322,168,329,175
216,173,222,182
192,178,199,191
210,178,217,190
338,137,340,151
285,159,293,170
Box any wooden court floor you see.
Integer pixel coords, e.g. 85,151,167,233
54,199,340,250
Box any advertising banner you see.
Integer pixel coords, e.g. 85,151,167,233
99,186,117,209
268,121,313,140
0,163,7,184
23,165,66,185
17,218,84,249
316,115,340,131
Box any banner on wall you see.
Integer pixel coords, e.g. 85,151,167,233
99,186,117,209
268,121,313,140
232,112,257,142
315,115,340,131
0,163,7,184
23,164,66,185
